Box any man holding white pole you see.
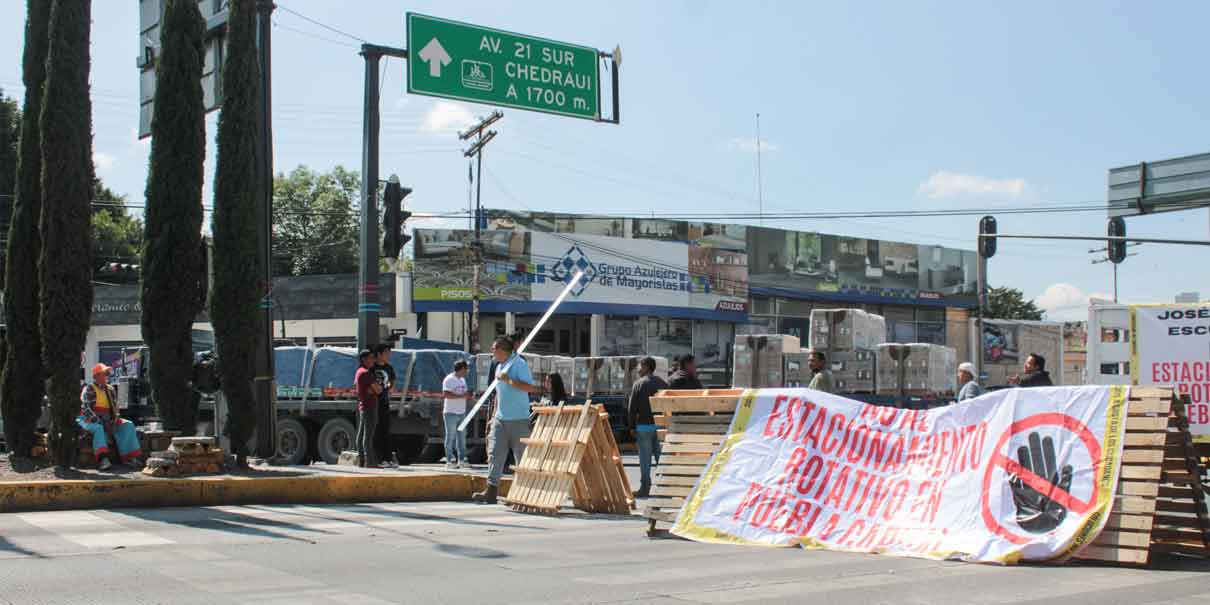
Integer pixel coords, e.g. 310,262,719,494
472,336,539,504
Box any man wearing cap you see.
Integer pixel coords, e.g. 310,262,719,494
957,362,984,402
79,364,143,470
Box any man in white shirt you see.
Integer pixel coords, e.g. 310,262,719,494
442,360,471,469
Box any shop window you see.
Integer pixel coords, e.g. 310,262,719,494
777,317,810,341
647,318,692,361
602,316,645,356
751,296,773,315
916,308,945,323
693,321,733,368
916,322,945,344
776,298,813,318
889,320,916,343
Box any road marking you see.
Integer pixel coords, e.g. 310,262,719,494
17,511,174,550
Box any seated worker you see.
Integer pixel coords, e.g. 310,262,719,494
78,363,143,470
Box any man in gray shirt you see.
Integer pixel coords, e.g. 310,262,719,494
957,362,984,402
807,350,834,393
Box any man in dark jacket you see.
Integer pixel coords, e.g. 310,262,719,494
372,344,397,466
667,354,703,390
628,357,667,498
1011,353,1054,387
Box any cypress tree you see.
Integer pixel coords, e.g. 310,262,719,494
39,0,94,467
1,0,51,459
0,89,16,234
141,0,207,435
211,0,260,459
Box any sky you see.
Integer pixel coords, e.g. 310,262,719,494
1,0,1208,321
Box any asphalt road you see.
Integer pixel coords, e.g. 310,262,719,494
2,497,1210,604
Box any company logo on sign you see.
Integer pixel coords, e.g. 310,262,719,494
552,244,598,296
716,300,747,313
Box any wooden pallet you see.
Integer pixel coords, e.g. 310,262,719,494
504,403,633,516
1076,387,1210,565
644,389,744,536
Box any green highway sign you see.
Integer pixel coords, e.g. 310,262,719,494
406,13,601,120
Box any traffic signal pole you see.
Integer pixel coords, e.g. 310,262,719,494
253,0,277,460
357,44,408,351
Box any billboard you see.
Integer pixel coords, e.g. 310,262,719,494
412,220,749,320
745,226,975,302
413,212,977,318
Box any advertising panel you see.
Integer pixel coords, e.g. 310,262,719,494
1130,304,1210,440
746,226,974,302
413,224,749,317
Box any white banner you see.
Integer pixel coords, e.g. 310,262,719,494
672,386,1130,564
1131,304,1210,442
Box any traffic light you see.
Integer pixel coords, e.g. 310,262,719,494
978,215,997,259
381,177,413,258
1108,217,1127,264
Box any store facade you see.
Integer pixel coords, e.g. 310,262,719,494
412,211,979,379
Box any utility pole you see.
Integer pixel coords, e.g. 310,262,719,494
357,43,409,351
252,0,277,460
1089,242,1141,303
460,111,502,354
755,112,763,226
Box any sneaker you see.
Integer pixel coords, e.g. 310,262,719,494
98,458,113,471
458,462,471,470
446,461,457,469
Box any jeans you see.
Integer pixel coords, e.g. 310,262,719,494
636,429,662,490
487,417,530,487
444,412,467,464
356,406,378,465
77,415,142,462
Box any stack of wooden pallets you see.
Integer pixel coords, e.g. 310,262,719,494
643,389,743,536
1076,387,1210,565
142,436,227,477
504,403,633,515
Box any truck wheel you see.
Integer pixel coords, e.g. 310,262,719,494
416,442,444,464
392,435,425,465
276,418,309,466
317,417,356,465
467,444,487,465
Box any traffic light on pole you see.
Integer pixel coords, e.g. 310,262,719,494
978,215,997,258
1108,217,1127,264
381,175,413,259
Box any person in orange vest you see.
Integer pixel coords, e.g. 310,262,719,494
78,363,143,470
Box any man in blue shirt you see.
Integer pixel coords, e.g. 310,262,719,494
473,337,538,504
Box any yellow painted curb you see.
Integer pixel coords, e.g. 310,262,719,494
0,473,513,513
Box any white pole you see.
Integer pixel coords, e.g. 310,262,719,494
459,270,584,432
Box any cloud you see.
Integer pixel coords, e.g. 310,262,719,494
420,101,476,134
92,151,116,173
726,137,778,153
917,170,1027,200
1033,283,1113,321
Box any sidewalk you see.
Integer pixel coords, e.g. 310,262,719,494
0,461,511,513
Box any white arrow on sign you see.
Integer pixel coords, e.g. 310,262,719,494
418,38,452,77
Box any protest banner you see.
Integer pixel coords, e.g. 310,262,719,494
672,386,1130,564
1130,303,1210,442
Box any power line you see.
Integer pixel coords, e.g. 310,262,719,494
271,19,360,49
275,4,368,44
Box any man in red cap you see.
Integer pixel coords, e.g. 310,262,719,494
79,363,143,470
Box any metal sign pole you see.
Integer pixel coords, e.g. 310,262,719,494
459,271,584,432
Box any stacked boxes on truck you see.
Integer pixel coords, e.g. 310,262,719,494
875,343,957,396
732,334,801,388
809,309,887,393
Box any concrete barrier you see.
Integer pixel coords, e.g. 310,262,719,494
0,472,512,513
